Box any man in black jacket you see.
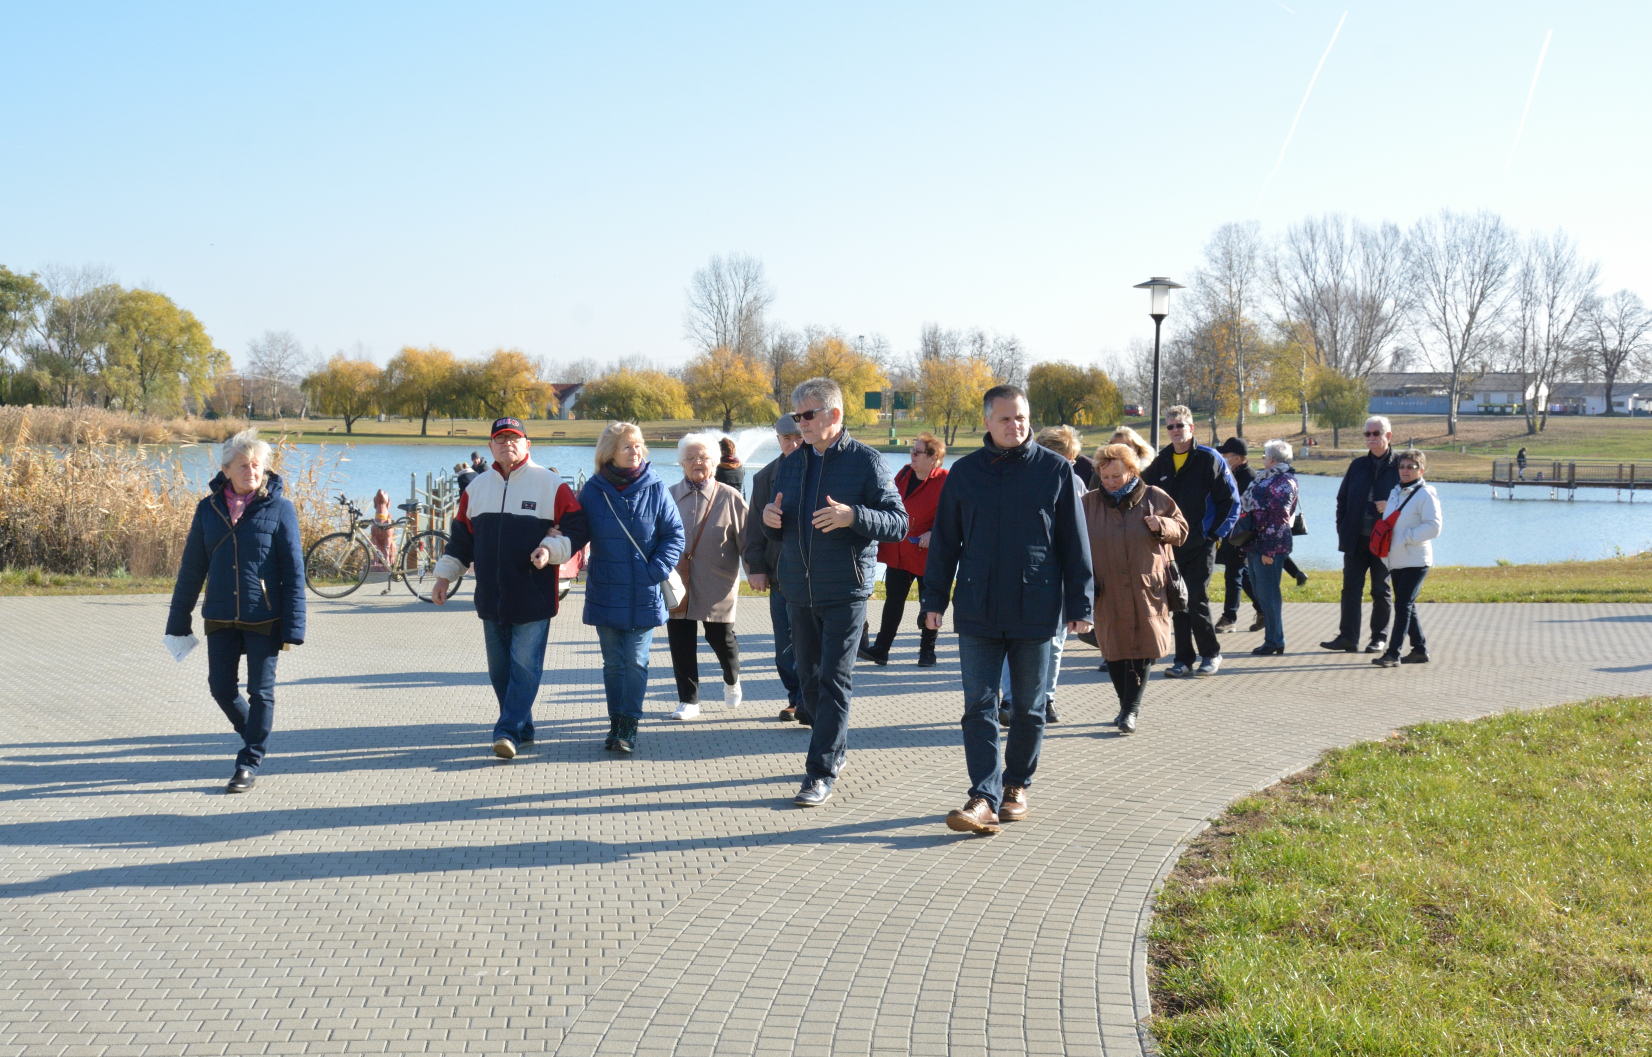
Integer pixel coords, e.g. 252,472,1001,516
741,414,806,720
1321,415,1402,654
921,385,1094,835
1141,406,1239,677
762,378,909,808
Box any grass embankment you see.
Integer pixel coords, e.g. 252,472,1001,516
1212,552,1652,605
1149,697,1652,1056
0,567,175,596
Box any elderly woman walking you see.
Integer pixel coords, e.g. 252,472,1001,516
1241,440,1300,657
578,422,685,753
1373,449,1442,667
862,431,949,668
1081,442,1187,734
165,429,306,793
666,434,749,720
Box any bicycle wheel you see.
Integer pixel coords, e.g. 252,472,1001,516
305,533,371,598
403,530,465,603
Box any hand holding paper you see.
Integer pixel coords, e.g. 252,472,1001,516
164,634,200,662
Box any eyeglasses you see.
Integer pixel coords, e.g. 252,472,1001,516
912,448,932,457
1363,431,1386,437
1166,422,1190,431
1399,462,1421,471
790,407,829,423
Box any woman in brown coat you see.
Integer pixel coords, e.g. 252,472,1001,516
667,434,748,720
1081,442,1188,733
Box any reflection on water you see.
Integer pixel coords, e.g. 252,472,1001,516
162,440,1652,569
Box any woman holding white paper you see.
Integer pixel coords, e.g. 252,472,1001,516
165,429,306,793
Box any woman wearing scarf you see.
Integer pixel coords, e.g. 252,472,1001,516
714,436,745,493
578,422,685,753
1240,440,1300,657
863,431,949,667
1080,442,1188,734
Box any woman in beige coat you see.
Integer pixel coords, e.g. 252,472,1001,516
667,434,748,720
1082,442,1188,733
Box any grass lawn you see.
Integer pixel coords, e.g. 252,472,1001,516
0,567,175,596
1149,696,1652,1056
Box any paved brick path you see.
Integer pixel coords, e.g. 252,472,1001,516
2,592,1648,1056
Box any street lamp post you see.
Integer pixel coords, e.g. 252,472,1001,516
1133,277,1184,449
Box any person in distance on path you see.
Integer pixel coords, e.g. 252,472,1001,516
166,429,306,794
762,377,909,808
861,430,949,669
1141,405,1239,679
1321,415,1401,655
921,386,1094,835
666,434,748,720
743,415,807,720
1083,442,1187,734
432,418,589,760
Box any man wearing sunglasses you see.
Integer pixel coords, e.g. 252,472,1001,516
1141,406,1240,678
1321,415,1402,654
761,377,909,807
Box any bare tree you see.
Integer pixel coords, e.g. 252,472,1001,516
1503,231,1598,434
1099,337,1157,408
1273,214,1410,379
683,255,774,360
1407,210,1518,436
245,330,311,416
763,328,803,405
1194,221,1264,436
1581,289,1652,416
31,264,122,406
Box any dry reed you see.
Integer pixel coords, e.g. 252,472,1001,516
0,429,344,579
0,405,251,446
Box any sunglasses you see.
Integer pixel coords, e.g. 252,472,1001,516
789,407,830,424
1400,462,1421,471
1363,431,1386,437
1166,422,1191,431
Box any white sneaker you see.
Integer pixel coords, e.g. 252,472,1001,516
671,702,700,721
1195,655,1221,677
723,681,743,708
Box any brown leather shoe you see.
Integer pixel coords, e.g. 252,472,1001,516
945,797,1001,834
999,784,1029,822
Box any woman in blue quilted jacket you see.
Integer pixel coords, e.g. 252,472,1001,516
578,422,685,753
165,429,306,794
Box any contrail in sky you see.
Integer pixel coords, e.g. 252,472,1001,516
1254,10,1348,213
1505,29,1553,174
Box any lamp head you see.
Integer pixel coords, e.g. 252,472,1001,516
1133,276,1185,320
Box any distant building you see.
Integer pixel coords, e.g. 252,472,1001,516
548,382,585,420
1543,382,1652,416
1367,372,1549,416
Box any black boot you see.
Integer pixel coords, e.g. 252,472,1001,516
1116,708,1138,734
604,716,619,751
612,716,637,754
917,626,938,667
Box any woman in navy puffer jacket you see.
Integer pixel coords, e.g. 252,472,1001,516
166,430,305,794
577,422,685,752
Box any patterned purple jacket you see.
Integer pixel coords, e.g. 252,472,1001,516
1240,464,1298,558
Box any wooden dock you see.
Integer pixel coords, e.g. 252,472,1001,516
1491,458,1644,500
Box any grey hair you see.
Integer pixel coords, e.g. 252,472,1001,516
1365,414,1392,435
791,376,843,412
220,428,271,469
677,432,720,462
1263,438,1294,464
1165,404,1194,425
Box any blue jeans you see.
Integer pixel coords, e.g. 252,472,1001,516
1247,553,1285,649
961,634,1054,811
596,625,654,719
481,618,550,743
1001,629,1067,706
789,600,868,780
206,626,282,770
770,588,801,707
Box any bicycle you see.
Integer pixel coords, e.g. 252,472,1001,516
304,493,466,602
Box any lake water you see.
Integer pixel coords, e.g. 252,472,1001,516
166,440,1652,569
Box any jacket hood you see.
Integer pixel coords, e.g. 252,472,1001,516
209,470,284,502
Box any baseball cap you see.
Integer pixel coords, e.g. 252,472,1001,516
774,414,802,436
491,417,526,439
1216,437,1248,457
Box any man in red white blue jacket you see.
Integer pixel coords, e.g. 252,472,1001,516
434,418,590,759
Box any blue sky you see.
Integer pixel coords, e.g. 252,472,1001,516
3,1,1646,374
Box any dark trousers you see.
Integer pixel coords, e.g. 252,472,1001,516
769,589,801,707
871,568,925,653
1339,541,1393,643
1106,658,1151,714
789,600,867,780
1386,566,1429,657
206,627,282,770
959,634,1053,811
1172,539,1220,664
666,618,739,703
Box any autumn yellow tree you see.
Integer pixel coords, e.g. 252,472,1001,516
780,335,887,428
461,348,551,420
302,353,382,434
1027,362,1123,428
102,289,229,414
684,346,779,430
384,345,460,435
577,368,693,423
919,355,997,444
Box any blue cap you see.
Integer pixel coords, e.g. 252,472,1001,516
491,417,526,438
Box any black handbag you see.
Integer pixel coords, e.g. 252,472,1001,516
1291,510,1308,536
1165,558,1189,612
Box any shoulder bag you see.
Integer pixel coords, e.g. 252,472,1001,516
1226,512,1257,549
1368,485,1421,559
1164,558,1189,612
601,490,687,613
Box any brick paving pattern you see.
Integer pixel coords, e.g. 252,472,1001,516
2,592,1648,1055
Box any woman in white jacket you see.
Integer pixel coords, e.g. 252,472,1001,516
1373,449,1441,667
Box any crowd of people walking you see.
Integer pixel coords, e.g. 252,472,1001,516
166,399,1443,823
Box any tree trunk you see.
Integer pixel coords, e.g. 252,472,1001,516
1332,426,1340,448
1603,375,1616,416
723,410,733,432
420,410,430,436
1447,368,1460,436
